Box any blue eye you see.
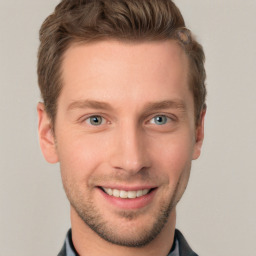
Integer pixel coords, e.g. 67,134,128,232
150,115,169,125
86,116,105,126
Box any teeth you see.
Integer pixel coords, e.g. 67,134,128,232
106,188,113,196
102,188,150,198
142,189,149,195
113,189,120,197
120,190,128,198
136,190,143,197
128,191,137,199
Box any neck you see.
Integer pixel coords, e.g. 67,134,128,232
70,207,177,256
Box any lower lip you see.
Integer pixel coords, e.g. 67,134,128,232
98,188,157,210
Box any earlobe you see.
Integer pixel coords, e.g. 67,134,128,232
193,107,206,160
37,102,59,163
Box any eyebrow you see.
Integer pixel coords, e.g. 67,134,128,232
67,100,114,111
67,99,187,112
143,100,187,113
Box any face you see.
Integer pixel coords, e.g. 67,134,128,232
38,40,205,247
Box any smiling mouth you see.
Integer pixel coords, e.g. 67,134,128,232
100,187,155,199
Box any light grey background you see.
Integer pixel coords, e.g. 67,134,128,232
0,0,255,255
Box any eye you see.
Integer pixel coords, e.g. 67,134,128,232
149,115,170,125
85,115,106,126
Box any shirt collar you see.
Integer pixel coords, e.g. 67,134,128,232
64,229,180,256
65,230,78,256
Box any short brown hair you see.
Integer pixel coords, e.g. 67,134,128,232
38,0,206,125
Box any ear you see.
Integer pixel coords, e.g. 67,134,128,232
193,107,206,160
37,102,59,163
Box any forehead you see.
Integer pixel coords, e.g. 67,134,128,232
59,40,192,110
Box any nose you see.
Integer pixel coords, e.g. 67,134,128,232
109,123,151,175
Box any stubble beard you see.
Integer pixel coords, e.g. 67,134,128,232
67,185,180,248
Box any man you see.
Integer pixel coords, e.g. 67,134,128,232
37,0,206,255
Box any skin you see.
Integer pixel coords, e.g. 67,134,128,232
37,40,205,256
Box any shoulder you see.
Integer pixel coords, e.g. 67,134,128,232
57,241,66,256
175,229,199,256
57,244,66,256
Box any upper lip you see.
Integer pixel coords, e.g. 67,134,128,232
98,185,157,191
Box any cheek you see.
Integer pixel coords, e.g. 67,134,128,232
56,131,109,183
149,132,194,188
153,137,193,201
152,133,194,168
